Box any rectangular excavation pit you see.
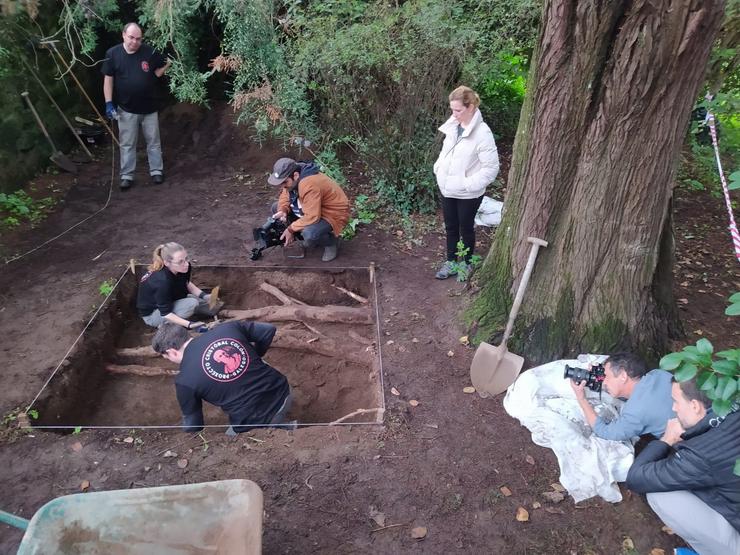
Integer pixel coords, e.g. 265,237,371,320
29,265,384,430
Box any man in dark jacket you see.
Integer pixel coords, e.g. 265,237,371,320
152,321,292,434
626,378,740,555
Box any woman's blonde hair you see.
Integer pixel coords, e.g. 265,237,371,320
449,85,481,109
149,242,185,271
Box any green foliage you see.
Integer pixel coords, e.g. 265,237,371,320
73,426,82,434
476,50,528,138
341,194,376,240
729,170,740,191
98,279,115,297
0,190,55,227
448,240,482,282
727,292,740,316
659,294,740,418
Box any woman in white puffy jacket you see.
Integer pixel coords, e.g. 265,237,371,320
432,86,499,279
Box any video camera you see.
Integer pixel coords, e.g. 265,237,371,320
564,363,606,393
249,217,302,260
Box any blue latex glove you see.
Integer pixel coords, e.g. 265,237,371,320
105,101,118,120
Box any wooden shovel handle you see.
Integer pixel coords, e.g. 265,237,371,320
21,91,57,152
501,236,549,344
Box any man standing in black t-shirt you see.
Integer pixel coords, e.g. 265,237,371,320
152,321,293,434
101,23,171,190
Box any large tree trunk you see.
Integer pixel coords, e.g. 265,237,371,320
470,0,725,363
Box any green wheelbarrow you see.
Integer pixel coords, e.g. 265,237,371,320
1,479,263,554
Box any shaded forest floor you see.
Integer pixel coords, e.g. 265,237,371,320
0,103,738,554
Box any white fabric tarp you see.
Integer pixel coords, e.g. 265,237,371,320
474,196,503,227
502,356,635,503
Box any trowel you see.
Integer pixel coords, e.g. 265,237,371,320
470,236,548,397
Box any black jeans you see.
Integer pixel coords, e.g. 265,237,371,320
441,195,484,262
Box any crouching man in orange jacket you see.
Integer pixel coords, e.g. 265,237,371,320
268,157,350,262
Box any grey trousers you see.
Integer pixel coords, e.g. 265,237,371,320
141,295,210,328
269,202,335,247
117,109,163,180
647,490,740,555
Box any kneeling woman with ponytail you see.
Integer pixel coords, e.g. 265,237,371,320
136,242,214,329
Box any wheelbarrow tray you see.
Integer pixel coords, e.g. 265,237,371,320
17,479,263,555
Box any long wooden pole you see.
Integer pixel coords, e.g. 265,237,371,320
42,41,120,147
21,57,95,160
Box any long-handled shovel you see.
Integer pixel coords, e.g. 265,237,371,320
21,58,94,161
21,91,77,173
469,236,548,397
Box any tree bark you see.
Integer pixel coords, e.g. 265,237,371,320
470,0,724,363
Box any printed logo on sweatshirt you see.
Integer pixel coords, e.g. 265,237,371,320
201,338,250,382
141,61,150,72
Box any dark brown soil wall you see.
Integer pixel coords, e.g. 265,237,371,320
31,267,382,428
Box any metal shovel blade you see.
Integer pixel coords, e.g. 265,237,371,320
50,151,77,173
469,341,524,398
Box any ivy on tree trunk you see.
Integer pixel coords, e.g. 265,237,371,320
470,0,726,363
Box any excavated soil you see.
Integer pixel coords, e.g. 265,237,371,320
0,102,737,554
30,266,381,428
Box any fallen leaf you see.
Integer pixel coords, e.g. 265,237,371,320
391,387,400,396
677,298,689,304
515,507,529,522
550,483,565,492
462,386,476,394
71,442,83,453
525,455,535,465
500,486,512,497
693,329,704,335
177,458,188,469
660,526,674,536
447,350,454,357
412,338,419,343
459,335,469,346
123,436,134,444
649,549,665,555
163,450,178,458
395,230,404,237
129,258,136,275
409,400,419,407
410,526,427,539
386,340,395,345
544,507,564,514
622,537,635,551
542,491,565,503
144,466,151,472
80,480,90,492
369,506,386,528
532,501,541,509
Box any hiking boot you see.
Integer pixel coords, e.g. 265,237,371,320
119,178,133,191
322,239,339,262
435,260,458,279
151,174,164,184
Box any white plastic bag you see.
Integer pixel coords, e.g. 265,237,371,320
474,196,503,227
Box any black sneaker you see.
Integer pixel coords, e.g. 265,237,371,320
152,174,164,184
119,179,133,191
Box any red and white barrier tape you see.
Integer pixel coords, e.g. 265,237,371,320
707,112,740,264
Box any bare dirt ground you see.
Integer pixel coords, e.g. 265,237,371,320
0,103,738,554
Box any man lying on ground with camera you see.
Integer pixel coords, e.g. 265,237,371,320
268,157,350,262
626,378,740,555
570,352,674,441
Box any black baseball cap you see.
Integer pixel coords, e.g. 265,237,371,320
268,158,298,186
